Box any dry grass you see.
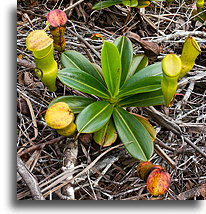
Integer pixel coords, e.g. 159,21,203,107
17,0,206,200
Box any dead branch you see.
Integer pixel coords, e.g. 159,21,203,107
64,0,84,12
66,27,100,59
17,155,45,200
154,144,176,169
42,144,124,197
152,31,206,43
177,183,206,200
143,106,206,158
17,58,35,69
61,138,78,200
18,136,66,157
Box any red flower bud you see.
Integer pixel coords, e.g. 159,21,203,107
146,167,170,196
137,162,171,196
47,9,67,27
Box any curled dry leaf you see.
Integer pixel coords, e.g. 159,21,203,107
126,31,160,58
198,183,206,200
90,33,104,41
17,97,30,116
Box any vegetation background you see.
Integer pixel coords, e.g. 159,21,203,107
0,0,206,213
14,0,206,206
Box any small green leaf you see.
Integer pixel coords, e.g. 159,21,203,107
122,0,139,7
76,101,113,133
119,89,165,107
61,50,104,83
92,0,123,10
133,62,163,78
93,118,117,147
113,107,153,161
119,63,162,98
58,68,110,99
101,41,121,97
128,54,148,77
114,36,133,86
48,96,95,113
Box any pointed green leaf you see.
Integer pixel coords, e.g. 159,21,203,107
92,0,123,10
113,107,153,161
119,76,162,97
93,118,117,147
76,101,113,133
119,89,165,107
101,41,121,96
58,68,110,99
91,63,103,75
114,36,133,86
61,50,104,83
48,96,95,113
128,54,148,77
130,62,163,79
132,113,156,141
119,63,162,98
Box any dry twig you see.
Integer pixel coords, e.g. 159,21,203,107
143,106,206,158
17,155,45,200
